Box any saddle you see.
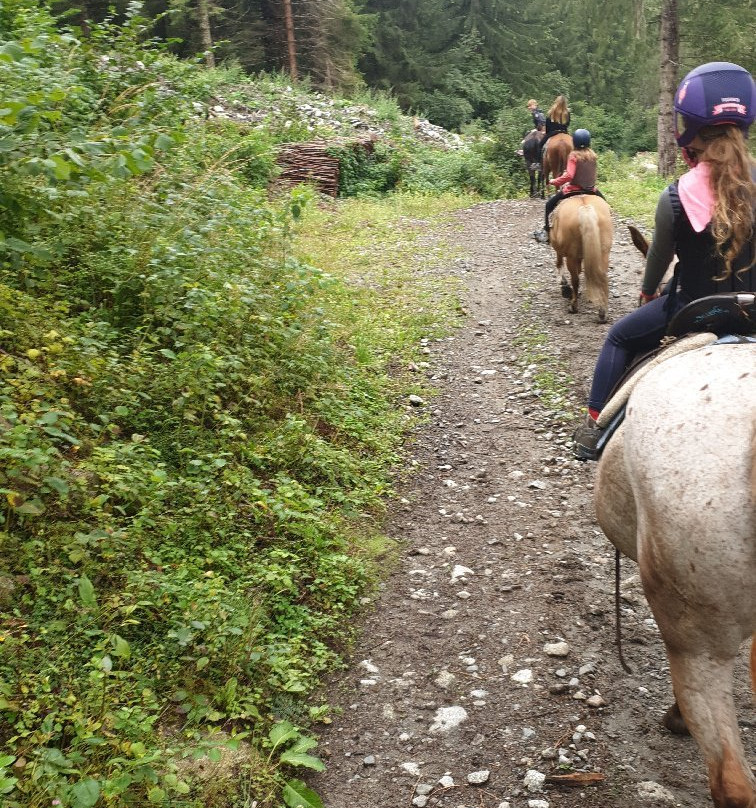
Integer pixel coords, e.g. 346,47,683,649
666,292,756,338
593,293,756,450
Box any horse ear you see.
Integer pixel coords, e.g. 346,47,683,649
628,225,649,257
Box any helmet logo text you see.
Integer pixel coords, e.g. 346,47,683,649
711,102,747,116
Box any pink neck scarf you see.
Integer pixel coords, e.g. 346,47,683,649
678,161,714,233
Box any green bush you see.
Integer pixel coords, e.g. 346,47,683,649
402,144,508,198
331,141,404,196
0,5,422,807
568,101,657,155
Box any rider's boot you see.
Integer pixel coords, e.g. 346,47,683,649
572,414,606,461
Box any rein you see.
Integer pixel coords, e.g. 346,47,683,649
615,549,633,673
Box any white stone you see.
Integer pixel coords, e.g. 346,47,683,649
451,564,474,581
523,769,546,792
543,641,570,657
434,670,456,689
428,706,468,734
402,762,422,776
467,769,490,784
637,781,677,803
498,654,514,673
511,668,534,684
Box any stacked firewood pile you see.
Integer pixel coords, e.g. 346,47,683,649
274,136,377,196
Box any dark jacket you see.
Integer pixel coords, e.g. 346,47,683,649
544,113,570,137
668,179,755,302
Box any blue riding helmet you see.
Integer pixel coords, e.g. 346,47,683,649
573,128,591,149
674,62,755,147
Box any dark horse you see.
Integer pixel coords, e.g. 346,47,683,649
542,132,573,189
520,128,544,198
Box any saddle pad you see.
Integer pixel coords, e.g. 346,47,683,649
596,332,717,428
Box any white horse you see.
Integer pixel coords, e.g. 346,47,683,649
594,341,756,808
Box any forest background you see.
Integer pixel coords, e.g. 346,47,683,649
0,0,754,807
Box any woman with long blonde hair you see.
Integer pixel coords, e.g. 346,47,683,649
573,62,755,460
537,94,571,159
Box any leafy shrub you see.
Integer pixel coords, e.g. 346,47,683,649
402,145,507,198
0,5,418,807
416,90,474,131
331,141,404,196
566,101,657,155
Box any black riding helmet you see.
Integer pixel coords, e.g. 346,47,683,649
572,129,591,149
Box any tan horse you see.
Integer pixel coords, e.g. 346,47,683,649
549,194,612,321
595,342,756,808
542,132,572,187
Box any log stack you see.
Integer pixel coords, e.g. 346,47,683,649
274,136,377,197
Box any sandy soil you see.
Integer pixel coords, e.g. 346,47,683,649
306,198,754,808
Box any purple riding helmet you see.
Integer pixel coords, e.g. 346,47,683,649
674,61,755,147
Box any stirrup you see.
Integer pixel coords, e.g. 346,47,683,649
572,417,606,461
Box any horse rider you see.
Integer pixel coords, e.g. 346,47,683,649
573,61,756,461
537,94,571,161
527,98,546,131
533,128,604,243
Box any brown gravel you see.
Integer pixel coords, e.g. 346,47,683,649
306,198,754,808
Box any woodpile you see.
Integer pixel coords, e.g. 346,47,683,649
274,136,377,196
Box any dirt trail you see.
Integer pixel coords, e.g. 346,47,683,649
307,199,754,808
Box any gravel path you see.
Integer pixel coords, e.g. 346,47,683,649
306,198,754,808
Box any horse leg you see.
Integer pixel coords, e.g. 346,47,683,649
662,701,690,735
664,648,754,808
566,256,581,312
639,533,756,808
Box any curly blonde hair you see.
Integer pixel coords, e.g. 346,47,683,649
700,125,756,276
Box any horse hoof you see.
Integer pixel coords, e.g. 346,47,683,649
560,284,572,299
598,309,607,323
569,304,578,313
662,703,690,736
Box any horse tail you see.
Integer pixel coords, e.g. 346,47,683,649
578,203,609,312
750,422,756,506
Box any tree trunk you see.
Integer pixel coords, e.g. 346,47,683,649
657,0,678,176
197,0,215,68
282,0,298,80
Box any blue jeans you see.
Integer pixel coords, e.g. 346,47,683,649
588,295,684,411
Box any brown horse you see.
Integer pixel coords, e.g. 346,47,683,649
549,194,612,321
542,132,572,187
